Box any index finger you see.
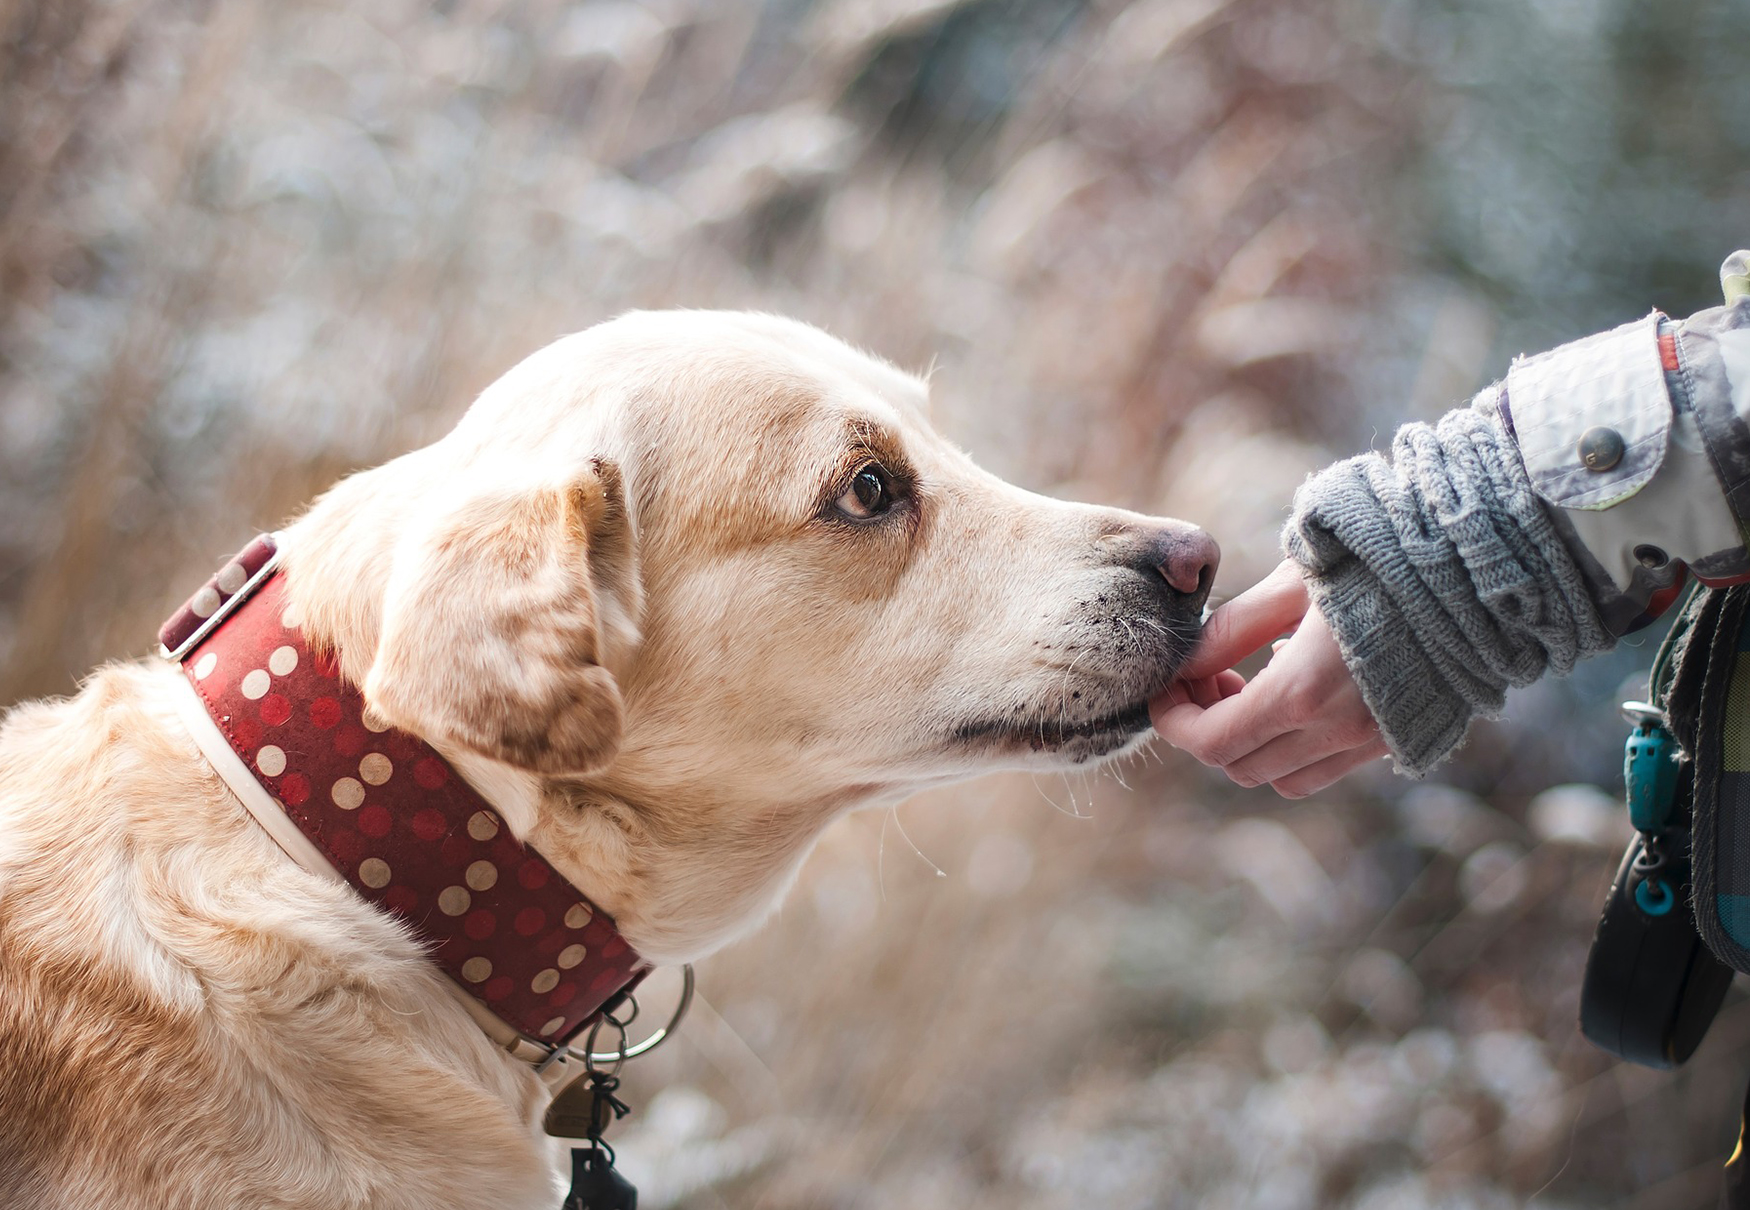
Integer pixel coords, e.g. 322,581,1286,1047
1176,559,1309,681
1150,674,1292,766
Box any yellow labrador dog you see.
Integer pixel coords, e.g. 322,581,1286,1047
0,312,1216,1209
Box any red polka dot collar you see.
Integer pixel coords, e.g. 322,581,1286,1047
159,534,651,1056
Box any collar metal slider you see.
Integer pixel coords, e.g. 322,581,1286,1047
158,533,283,663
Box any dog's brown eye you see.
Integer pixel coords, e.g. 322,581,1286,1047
837,464,895,519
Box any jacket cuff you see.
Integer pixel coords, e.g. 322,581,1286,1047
1505,311,1672,510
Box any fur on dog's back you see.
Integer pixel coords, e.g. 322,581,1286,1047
0,663,560,1209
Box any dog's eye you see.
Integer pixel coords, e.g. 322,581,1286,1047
837,464,896,519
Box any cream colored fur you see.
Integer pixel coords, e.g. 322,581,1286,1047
0,312,1213,1208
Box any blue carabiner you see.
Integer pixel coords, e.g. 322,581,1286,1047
1622,700,1680,835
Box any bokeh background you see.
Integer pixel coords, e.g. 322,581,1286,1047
4,0,1749,1205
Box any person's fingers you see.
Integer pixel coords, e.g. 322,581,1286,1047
1157,677,1203,709
1222,718,1377,788
1153,664,1249,712
1181,670,1247,708
1213,669,1247,698
1150,679,1294,768
1219,622,1377,786
1268,737,1392,800
1176,560,1309,681
1183,676,1221,709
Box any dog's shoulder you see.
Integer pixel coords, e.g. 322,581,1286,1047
0,664,556,1209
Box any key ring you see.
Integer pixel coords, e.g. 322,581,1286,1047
584,1016,630,1077
583,963,695,1067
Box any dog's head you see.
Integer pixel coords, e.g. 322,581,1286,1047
287,312,1215,959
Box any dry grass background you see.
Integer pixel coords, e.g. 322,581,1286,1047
3,0,1749,1206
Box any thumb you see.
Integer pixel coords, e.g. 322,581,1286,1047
1175,559,1310,680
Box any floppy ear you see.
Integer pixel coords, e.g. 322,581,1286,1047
363,469,627,776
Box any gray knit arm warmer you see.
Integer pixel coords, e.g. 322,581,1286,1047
1283,398,1617,775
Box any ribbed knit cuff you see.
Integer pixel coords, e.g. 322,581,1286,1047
1284,401,1615,776
1297,545,1475,775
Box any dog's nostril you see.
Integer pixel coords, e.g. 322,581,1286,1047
1158,531,1220,597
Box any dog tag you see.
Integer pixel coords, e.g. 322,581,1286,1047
545,1077,605,1139
564,1145,637,1210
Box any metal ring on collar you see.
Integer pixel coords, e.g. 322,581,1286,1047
583,963,694,1066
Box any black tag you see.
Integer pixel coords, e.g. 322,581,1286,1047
564,1146,637,1210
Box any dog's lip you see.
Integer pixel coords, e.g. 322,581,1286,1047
951,696,1155,753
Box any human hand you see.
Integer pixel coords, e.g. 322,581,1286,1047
1150,559,1388,798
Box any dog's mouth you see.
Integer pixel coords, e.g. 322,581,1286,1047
950,695,1156,762
947,605,1198,764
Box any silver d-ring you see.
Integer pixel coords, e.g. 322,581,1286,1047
585,964,694,1065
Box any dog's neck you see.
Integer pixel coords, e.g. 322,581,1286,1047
279,466,407,702
534,774,878,964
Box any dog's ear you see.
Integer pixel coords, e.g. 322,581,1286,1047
363,467,629,776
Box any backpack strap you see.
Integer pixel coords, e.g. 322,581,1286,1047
1675,582,1750,971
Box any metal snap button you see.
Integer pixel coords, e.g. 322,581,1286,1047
1579,426,1626,472
1634,544,1669,569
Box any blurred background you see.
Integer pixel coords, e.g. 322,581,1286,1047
4,0,1749,1205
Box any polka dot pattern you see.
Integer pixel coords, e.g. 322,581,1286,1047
158,534,280,656
259,694,292,726
411,808,447,842
177,565,649,1046
216,561,249,595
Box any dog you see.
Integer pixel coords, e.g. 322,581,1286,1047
0,310,1217,1209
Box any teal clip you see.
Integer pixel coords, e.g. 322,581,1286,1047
1622,700,1680,834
